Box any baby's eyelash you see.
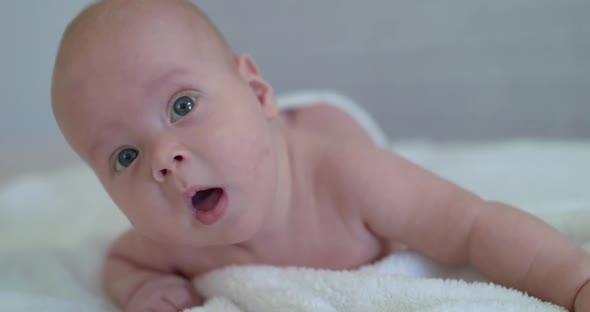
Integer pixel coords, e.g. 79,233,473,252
112,147,140,172
168,92,199,123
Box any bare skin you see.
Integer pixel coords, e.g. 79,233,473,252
105,105,387,310
51,1,590,311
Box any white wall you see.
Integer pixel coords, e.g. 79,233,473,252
0,1,91,142
0,1,91,178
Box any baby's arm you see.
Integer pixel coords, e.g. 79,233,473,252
103,230,201,312
332,144,590,311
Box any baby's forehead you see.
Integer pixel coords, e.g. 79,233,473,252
54,0,232,90
60,0,225,53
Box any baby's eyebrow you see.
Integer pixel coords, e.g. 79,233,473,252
144,68,194,97
87,123,125,166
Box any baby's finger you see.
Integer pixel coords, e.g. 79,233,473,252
145,299,177,312
164,287,197,310
128,296,176,312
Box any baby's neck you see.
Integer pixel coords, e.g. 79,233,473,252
236,119,319,255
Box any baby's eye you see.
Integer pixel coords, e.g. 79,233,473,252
170,95,196,123
115,148,139,171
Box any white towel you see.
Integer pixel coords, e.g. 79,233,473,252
187,249,566,312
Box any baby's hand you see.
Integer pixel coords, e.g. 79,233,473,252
124,275,201,312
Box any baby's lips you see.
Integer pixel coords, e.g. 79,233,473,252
184,185,212,200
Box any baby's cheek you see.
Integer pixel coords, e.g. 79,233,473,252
255,145,275,173
99,184,130,216
112,191,141,219
113,187,154,218
238,136,273,174
259,145,272,159
118,192,170,235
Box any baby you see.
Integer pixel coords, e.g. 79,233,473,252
51,1,589,311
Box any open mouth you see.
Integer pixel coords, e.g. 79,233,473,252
190,187,227,225
191,188,223,212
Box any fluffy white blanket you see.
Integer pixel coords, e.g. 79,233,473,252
1,140,589,312
191,253,558,312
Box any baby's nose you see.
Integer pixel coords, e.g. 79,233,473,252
152,154,184,183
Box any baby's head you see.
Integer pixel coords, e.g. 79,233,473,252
52,0,284,246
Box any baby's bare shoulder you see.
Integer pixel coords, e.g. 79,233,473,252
313,139,440,221
312,140,394,213
314,140,393,189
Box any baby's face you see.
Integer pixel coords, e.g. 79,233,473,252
53,14,280,246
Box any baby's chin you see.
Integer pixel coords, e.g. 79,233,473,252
141,210,266,248
207,209,268,246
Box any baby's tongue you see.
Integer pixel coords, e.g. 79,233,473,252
192,188,222,212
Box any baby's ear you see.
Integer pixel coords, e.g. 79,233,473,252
235,54,278,118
